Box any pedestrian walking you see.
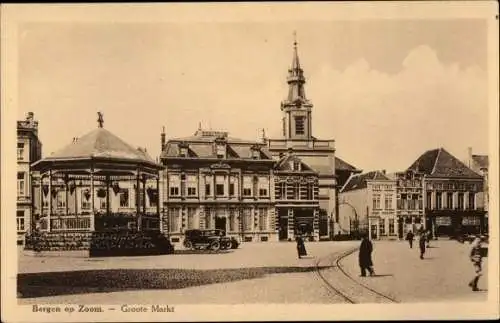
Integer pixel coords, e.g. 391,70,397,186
295,234,307,259
426,229,432,248
406,231,414,248
418,231,426,259
468,236,483,291
359,234,375,277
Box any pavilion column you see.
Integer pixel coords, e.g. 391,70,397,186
106,175,110,216
136,170,141,231
39,175,43,228
142,175,147,213
48,170,52,232
65,175,69,216
157,175,161,230
74,180,78,215
90,169,95,231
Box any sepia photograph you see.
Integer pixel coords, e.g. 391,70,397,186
1,2,499,322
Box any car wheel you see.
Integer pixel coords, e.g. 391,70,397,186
184,241,193,250
210,241,220,251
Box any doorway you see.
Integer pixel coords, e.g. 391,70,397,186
278,208,288,240
215,216,227,232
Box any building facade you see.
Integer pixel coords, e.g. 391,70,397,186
17,112,43,243
274,153,320,241
390,170,425,239
160,128,278,244
408,148,486,238
339,171,397,240
466,147,489,232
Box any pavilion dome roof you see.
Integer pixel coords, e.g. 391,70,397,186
42,127,155,164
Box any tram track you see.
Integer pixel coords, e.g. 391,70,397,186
314,246,399,304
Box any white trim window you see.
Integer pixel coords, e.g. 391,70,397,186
187,175,197,197
17,210,25,231
258,177,269,197
169,207,181,232
17,142,24,161
243,208,253,231
229,209,237,232
169,175,180,197
17,172,25,196
215,175,225,196
258,208,268,231
243,176,253,197
372,194,381,210
187,207,198,229
81,189,91,209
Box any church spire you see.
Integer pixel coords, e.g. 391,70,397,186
286,32,307,103
280,32,314,140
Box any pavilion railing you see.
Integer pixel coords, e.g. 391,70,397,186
39,212,161,232
50,215,92,231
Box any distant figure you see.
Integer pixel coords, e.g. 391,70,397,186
418,231,426,259
359,235,374,277
295,234,307,259
406,231,414,248
426,229,432,247
468,236,483,291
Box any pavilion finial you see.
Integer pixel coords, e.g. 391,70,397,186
293,30,297,48
198,121,202,131
97,112,104,128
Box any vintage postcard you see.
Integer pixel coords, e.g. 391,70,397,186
1,2,499,322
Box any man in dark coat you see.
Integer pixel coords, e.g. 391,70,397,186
295,234,307,259
419,231,426,259
406,231,414,248
359,235,374,276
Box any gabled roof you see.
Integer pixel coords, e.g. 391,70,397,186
408,148,482,179
336,156,360,172
341,171,390,193
472,155,488,170
40,128,155,163
275,154,316,173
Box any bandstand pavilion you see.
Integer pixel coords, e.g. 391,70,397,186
30,113,164,240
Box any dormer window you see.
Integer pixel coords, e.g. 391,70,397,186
178,142,189,157
292,160,301,171
251,144,260,159
216,144,225,159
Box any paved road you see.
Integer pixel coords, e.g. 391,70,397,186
18,241,357,304
18,241,357,273
339,239,488,303
18,239,488,304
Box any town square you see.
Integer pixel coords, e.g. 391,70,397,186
2,2,498,322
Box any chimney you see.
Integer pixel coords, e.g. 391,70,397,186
382,169,386,175
161,126,166,152
467,147,473,167
26,112,34,120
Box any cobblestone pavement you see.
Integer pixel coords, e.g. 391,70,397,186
339,239,489,303
18,241,358,274
18,241,356,304
17,239,488,305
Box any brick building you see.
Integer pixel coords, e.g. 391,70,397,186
408,148,486,238
17,112,43,243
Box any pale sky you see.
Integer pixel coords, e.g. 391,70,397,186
17,19,489,172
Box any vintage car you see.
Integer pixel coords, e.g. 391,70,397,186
183,229,238,251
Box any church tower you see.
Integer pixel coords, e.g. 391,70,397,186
281,35,314,140
268,33,338,241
